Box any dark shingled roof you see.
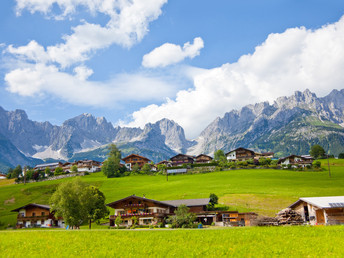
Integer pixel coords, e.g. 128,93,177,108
11,203,51,212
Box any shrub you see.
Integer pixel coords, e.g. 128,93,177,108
338,153,344,159
54,167,64,176
313,161,321,168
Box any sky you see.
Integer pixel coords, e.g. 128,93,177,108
1,0,344,139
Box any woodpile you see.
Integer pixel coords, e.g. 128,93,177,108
255,216,279,226
277,208,304,225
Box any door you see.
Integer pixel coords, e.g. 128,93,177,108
316,210,325,225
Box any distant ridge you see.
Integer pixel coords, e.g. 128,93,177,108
1,89,344,171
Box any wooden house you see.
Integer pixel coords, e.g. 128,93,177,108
226,148,256,161
170,154,195,166
195,154,213,163
255,152,274,159
11,203,64,228
73,160,101,173
288,196,344,225
107,195,210,227
278,155,313,168
0,173,6,180
122,154,151,170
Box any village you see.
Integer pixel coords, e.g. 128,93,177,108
8,147,344,230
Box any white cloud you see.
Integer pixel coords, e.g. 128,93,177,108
11,0,168,67
4,0,171,107
127,16,344,138
142,37,204,68
5,63,176,106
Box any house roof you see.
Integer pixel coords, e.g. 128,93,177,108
162,198,210,207
106,195,211,208
289,196,344,209
195,154,213,159
106,195,171,208
11,203,51,212
278,155,313,164
225,147,255,156
122,154,151,162
170,154,195,160
35,162,62,168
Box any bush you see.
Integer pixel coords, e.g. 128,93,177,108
54,167,64,176
338,153,344,159
313,161,321,168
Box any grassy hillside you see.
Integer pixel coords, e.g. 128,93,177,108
0,159,344,228
1,226,344,257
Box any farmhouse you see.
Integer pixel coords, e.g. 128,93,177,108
34,162,63,171
288,196,344,225
107,195,257,227
122,154,151,170
11,203,64,228
72,160,101,172
0,173,6,179
195,154,213,163
226,147,256,161
278,155,313,168
170,154,195,166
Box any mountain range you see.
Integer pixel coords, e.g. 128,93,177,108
1,89,344,172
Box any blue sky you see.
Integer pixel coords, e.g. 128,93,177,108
1,0,344,138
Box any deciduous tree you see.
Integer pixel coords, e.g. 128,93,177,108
310,145,326,159
50,178,108,229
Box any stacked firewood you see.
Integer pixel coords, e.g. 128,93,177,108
276,208,304,225
255,216,279,226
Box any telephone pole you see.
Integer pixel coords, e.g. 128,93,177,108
327,154,331,178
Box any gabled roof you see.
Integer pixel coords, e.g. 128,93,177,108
170,154,195,160
11,203,51,212
289,196,344,209
106,196,211,209
225,147,255,156
195,154,213,159
122,154,151,162
35,162,62,168
106,195,172,208
162,198,210,207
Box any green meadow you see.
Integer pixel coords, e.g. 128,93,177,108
0,159,344,229
0,226,344,257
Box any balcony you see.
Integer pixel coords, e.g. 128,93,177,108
110,213,154,219
17,215,50,221
124,203,145,207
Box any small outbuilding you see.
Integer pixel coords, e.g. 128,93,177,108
288,196,344,225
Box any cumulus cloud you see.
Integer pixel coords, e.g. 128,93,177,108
5,63,176,106
127,16,344,138
142,37,204,68
4,0,171,106
11,0,168,67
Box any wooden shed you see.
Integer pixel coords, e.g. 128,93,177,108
288,196,344,225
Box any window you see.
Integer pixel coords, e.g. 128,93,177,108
32,212,36,217
42,212,45,216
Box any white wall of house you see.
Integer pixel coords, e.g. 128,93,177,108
226,151,236,161
19,209,26,217
114,209,125,216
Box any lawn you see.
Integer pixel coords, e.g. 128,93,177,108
0,159,343,229
0,226,343,257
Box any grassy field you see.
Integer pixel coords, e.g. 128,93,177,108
0,159,344,228
0,226,344,257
